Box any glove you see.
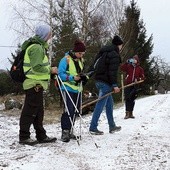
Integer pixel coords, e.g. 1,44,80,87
50,74,56,80
79,73,89,86
127,58,135,64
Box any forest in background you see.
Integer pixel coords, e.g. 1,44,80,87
0,0,169,105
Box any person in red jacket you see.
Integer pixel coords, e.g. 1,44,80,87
120,55,145,119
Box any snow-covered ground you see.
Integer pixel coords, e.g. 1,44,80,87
0,93,170,170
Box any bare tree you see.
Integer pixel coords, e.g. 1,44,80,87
9,0,59,41
67,0,105,42
150,55,170,93
66,0,125,44
102,0,125,35
9,0,126,43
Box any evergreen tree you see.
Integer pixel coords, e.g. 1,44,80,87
52,7,78,67
119,0,154,94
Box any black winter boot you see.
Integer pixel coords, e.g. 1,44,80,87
19,138,38,146
61,130,70,142
38,136,57,143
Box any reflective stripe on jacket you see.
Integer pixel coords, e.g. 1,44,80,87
63,55,83,92
23,44,50,81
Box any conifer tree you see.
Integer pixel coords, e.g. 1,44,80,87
52,6,78,67
119,0,154,94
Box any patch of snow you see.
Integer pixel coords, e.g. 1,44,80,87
0,94,170,170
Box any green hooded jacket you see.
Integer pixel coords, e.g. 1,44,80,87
22,36,50,90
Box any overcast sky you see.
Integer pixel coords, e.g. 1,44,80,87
0,0,170,70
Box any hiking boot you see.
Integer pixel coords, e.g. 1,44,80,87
61,130,70,142
129,112,135,119
124,111,130,119
38,136,57,143
19,138,38,146
109,126,121,134
89,129,104,135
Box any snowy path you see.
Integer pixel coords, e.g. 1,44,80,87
0,94,170,170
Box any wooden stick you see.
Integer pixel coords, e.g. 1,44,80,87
81,80,144,109
121,74,124,103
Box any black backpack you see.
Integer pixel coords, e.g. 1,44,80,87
9,40,37,83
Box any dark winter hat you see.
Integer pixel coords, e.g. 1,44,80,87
35,24,51,41
112,35,123,45
73,40,86,52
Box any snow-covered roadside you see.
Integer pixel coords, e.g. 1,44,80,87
0,93,170,170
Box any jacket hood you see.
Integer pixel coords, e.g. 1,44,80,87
99,44,119,54
133,55,140,65
21,36,48,51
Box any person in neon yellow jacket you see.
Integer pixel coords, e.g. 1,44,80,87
58,39,88,142
19,24,57,145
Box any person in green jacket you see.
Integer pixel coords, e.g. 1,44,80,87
19,24,57,145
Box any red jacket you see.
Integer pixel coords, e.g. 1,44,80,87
120,55,145,85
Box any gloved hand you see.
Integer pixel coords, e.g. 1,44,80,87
127,58,135,64
50,74,56,80
79,73,89,86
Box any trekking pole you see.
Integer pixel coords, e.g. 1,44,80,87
121,74,124,103
57,76,79,113
57,76,99,148
79,82,83,140
81,80,144,109
55,75,80,145
80,91,82,140
76,111,99,148
72,82,82,140
72,86,81,140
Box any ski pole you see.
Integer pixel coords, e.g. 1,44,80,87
56,75,99,148
55,76,80,145
71,88,81,140
79,91,82,140
57,75,79,113
78,82,83,140
81,80,144,109
76,112,99,148
72,81,82,140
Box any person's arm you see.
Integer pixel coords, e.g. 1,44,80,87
106,52,120,88
28,44,50,74
58,57,74,82
86,52,101,77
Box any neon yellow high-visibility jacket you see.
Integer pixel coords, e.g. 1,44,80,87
58,53,84,93
22,36,50,90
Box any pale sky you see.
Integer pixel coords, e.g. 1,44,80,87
0,0,170,70
136,0,170,63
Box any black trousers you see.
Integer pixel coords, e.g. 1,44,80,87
61,91,81,130
19,87,47,141
124,86,137,112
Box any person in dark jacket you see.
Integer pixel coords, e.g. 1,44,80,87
19,24,57,145
120,55,145,119
89,35,123,135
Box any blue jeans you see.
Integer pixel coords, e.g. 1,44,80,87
89,81,116,131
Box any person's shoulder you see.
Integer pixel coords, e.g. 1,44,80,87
138,65,144,70
28,43,42,53
100,44,113,52
59,56,68,64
